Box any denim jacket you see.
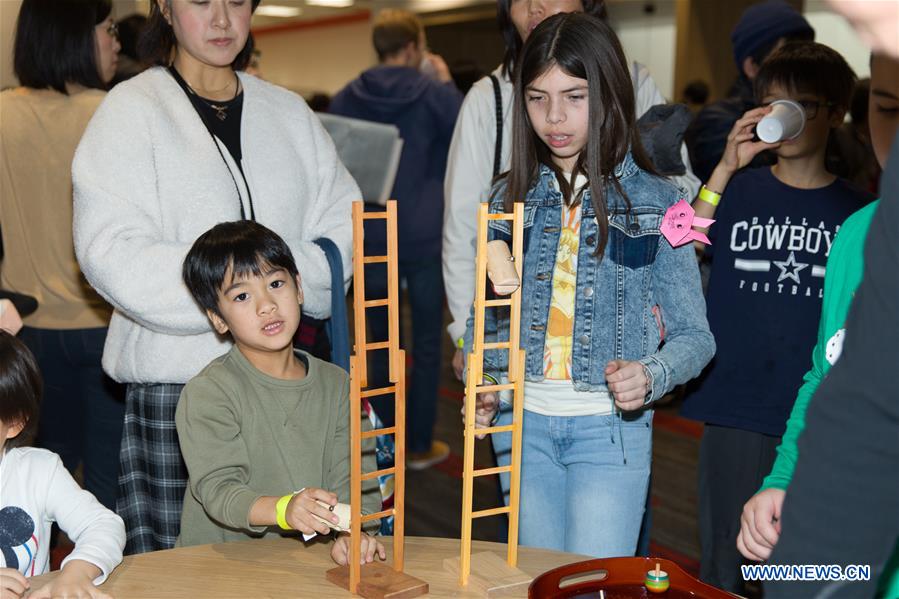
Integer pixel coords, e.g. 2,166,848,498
464,156,715,402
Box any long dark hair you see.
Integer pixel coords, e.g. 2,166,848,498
13,0,112,94
139,0,261,70
505,12,654,259
497,0,607,79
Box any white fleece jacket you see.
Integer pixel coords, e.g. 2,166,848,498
73,67,359,384
442,64,701,342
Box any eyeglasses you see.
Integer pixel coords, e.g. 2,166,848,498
106,22,119,38
760,99,833,120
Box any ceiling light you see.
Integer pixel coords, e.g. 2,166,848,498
255,5,303,17
306,0,355,7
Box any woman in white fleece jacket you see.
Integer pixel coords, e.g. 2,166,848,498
72,0,358,554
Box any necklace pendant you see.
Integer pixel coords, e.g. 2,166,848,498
214,107,227,121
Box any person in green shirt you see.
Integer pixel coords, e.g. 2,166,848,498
176,221,384,566
737,52,899,596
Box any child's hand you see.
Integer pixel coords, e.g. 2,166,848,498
605,360,650,411
29,559,111,599
718,106,782,175
330,532,387,566
285,488,340,536
737,488,785,561
1,567,29,599
460,390,499,439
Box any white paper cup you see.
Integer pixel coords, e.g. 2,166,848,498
756,99,806,143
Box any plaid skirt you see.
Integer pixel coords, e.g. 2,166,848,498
116,383,187,554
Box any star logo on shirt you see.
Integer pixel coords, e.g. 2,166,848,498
772,251,809,284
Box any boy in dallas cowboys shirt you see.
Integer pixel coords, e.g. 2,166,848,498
681,41,874,594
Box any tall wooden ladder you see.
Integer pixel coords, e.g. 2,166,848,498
341,200,417,595
458,202,526,586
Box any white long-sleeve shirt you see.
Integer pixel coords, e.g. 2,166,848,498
73,67,359,384
0,447,125,582
442,64,700,342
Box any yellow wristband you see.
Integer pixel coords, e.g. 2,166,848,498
456,337,464,349
698,185,721,207
276,493,296,530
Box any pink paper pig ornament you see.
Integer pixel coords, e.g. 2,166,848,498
660,199,714,247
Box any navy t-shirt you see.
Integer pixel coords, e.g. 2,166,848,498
681,167,873,436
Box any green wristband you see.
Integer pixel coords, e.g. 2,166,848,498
698,185,721,206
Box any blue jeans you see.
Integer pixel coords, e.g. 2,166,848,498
20,327,126,511
518,409,652,557
366,257,444,453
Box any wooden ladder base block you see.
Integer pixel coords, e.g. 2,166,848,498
443,552,533,597
326,562,429,598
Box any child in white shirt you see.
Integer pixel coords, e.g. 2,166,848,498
0,331,124,598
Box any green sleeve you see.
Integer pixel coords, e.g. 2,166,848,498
760,314,828,490
760,202,877,492
325,374,382,532
176,377,265,533
880,542,899,599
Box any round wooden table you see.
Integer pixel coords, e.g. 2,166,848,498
28,536,590,597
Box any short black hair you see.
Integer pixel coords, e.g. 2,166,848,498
755,41,856,112
497,0,607,79
183,221,300,318
13,0,112,94
0,331,42,449
140,0,261,70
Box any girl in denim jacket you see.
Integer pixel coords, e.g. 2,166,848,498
464,13,715,558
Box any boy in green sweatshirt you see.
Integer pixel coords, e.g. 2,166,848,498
175,221,383,566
